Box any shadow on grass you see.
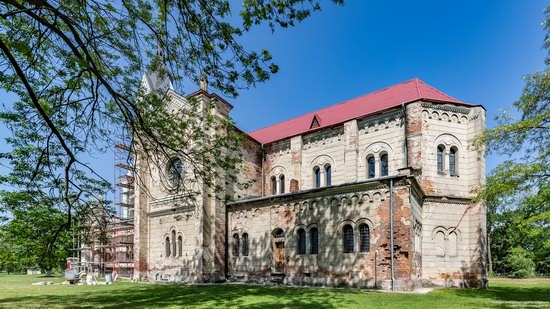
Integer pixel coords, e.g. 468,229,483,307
0,283,356,308
443,283,550,303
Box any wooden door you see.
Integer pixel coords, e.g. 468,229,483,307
274,242,285,273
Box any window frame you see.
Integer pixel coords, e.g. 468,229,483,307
367,156,375,179
437,145,445,175
233,233,240,256
271,176,277,195
310,227,319,255
167,158,184,187
449,146,458,177
165,237,171,258
177,235,183,257
297,228,307,255
313,166,321,188
380,153,389,177
342,224,354,253
325,164,332,186
242,233,249,256
359,223,370,253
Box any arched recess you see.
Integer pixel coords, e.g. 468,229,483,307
431,226,448,239
361,141,394,160
360,142,395,178
309,154,336,171
433,133,463,176
336,219,356,235
433,133,462,149
267,166,289,194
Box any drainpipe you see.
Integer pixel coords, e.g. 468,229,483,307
224,205,229,279
389,179,395,291
261,144,265,195
401,103,408,168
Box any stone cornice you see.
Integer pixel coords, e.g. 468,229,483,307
227,175,422,208
421,102,470,115
423,196,473,205
358,108,403,130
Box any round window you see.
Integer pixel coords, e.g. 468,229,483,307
167,158,183,186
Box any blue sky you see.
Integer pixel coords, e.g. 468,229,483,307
0,0,547,193
231,0,546,168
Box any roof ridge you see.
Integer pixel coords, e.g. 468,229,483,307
416,79,463,103
415,78,422,98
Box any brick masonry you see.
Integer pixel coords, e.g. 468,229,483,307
133,89,488,290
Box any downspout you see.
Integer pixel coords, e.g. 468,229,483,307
260,143,266,196
389,179,395,291
401,103,408,168
224,205,229,279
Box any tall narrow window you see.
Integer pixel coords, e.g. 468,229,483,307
171,230,176,257
359,224,370,253
310,227,319,254
380,154,389,177
271,176,277,195
178,236,183,257
343,225,354,253
367,156,375,179
242,233,249,256
165,237,171,257
314,167,321,188
449,147,458,176
297,228,306,255
437,145,445,174
325,165,332,186
233,233,240,256
279,175,285,194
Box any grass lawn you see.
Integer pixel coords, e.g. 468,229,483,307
0,274,549,308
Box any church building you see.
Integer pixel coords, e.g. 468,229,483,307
132,75,488,291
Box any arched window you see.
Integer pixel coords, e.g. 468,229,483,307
271,176,277,195
274,228,285,238
178,236,183,257
242,233,249,256
314,166,321,188
325,165,332,186
359,224,370,252
171,230,176,257
380,154,388,177
367,156,375,179
165,237,171,257
449,147,458,176
233,233,240,256
343,225,354,253
310,227,319,254
168,158,183,186
279,175,285,194
297,228,306,255
437,145,445,174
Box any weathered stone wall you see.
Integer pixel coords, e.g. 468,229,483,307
227,178,419,290
420,200,486,287
134,88,487,289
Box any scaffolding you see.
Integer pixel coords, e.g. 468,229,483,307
111,141,135,278
78,141,135,279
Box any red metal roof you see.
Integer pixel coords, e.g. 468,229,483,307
248,78,470,144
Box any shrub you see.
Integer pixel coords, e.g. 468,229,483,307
506,247,536,278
